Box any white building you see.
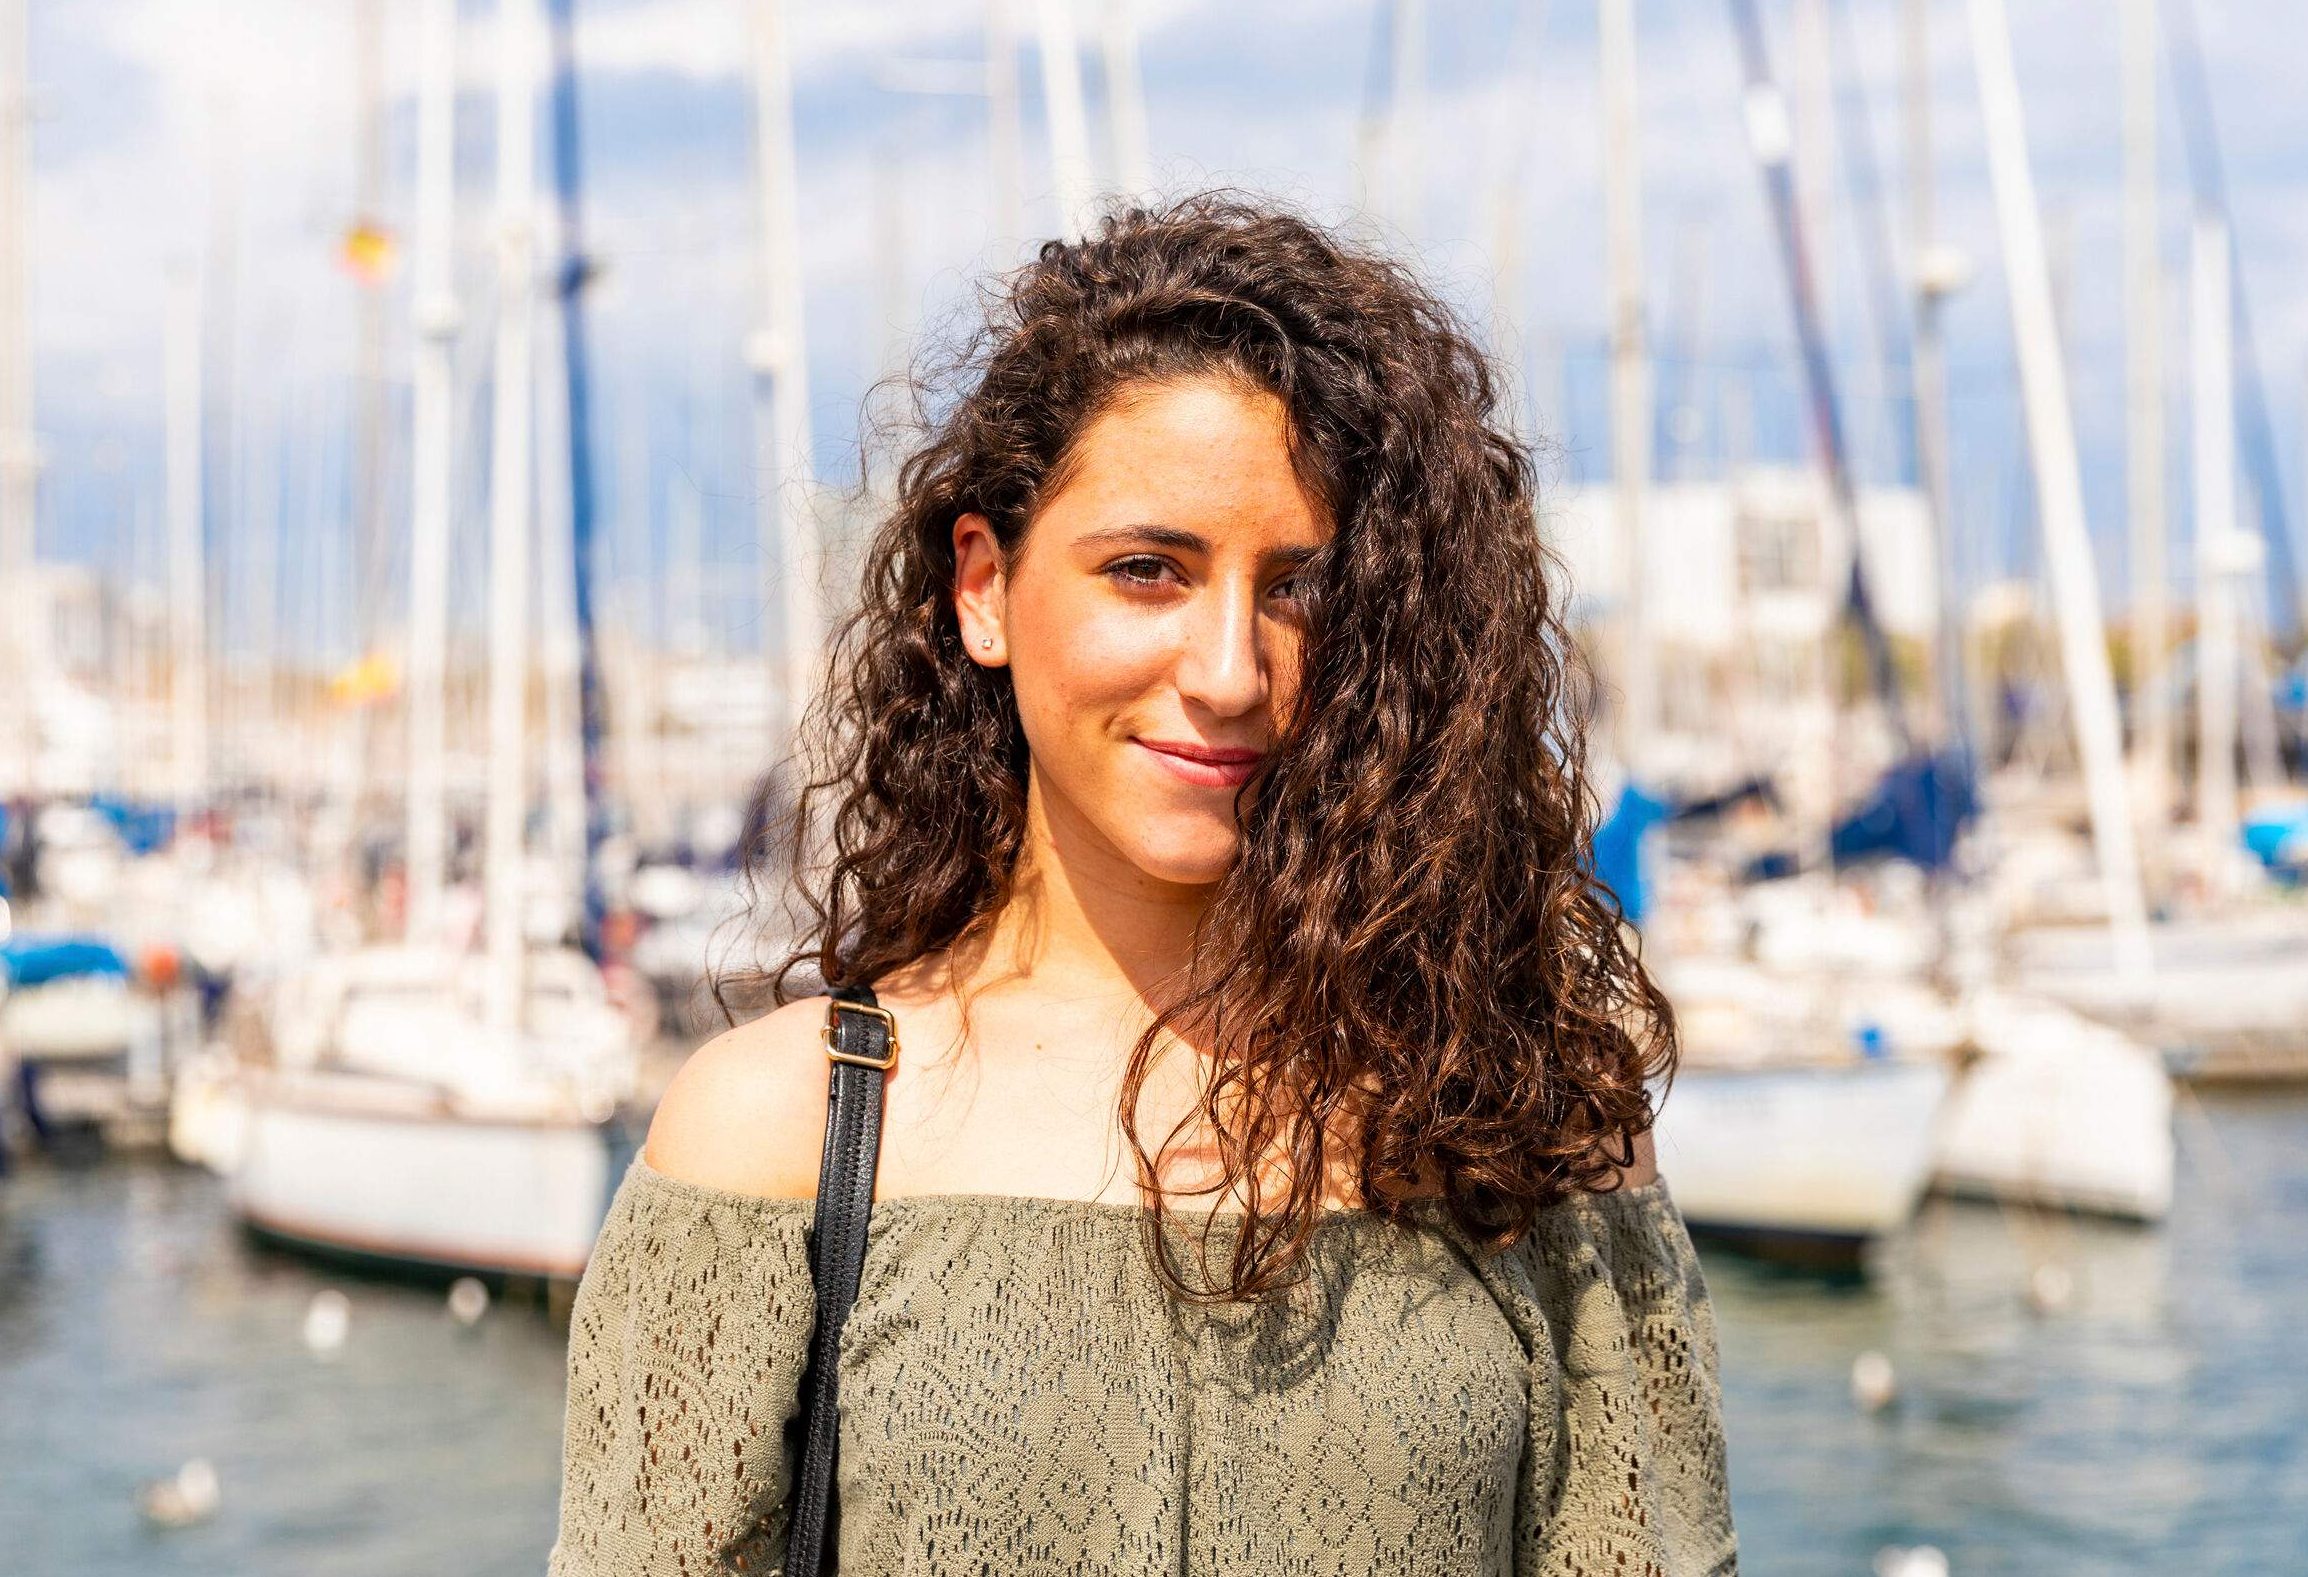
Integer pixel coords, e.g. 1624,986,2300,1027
1543,466,1942,802
1543,466,1940,649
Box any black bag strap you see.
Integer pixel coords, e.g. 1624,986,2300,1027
785,982,896,1577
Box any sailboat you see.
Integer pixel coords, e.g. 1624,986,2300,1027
1650,942,1956,1261
2008,906,2308,1082
1991,12,2308,1083
226,943,635,1279
197,0,641,1282
1634,3,2187,1256
1606,1,1962,1265
1931,990,2174,1220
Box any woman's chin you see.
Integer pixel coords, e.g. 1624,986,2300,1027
1115,824,1240,889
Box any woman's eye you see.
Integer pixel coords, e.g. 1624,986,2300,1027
1269,571,1320,614
1104,555,1179,588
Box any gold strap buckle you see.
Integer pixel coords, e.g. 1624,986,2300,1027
823,999,899,1071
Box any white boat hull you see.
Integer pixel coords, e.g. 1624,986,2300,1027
1932,994,2174,1221
168,1050,252,1174
2009,914,2308,1080
0,975,160,1062
1653,1060,1950,1246
232,1070,624,1279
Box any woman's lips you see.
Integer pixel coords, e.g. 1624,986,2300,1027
1133,739,1265,789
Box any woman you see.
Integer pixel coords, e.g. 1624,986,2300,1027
550,193,1736,1576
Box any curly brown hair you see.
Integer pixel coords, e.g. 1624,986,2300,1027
729,191,1675,1300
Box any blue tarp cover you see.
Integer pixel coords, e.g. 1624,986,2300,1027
1,935,132,989
2243,802,2308,880
1828,748,1977,872
1592,781,1668,924
87,795,177,856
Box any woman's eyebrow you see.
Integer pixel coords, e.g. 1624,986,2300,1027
1077,524,1321,566
1076,523,1207,552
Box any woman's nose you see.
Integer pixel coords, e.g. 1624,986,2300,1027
1172,578,1267,719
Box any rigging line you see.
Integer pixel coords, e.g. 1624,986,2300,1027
1723,0,1911,751
2161,0,2301,639
1354,0,1397,222
547,0,613,960
1823,0,1919,488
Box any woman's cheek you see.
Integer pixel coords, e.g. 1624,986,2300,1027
1039,607,1174,722
1010,606,1162,783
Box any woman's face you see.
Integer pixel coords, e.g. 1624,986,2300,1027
952,375,1331,890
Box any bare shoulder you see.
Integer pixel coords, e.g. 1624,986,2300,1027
641,996,835,1199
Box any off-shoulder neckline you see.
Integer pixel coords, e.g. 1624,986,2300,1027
624,1150,1670,1226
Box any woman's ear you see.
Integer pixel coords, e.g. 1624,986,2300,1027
952,512,1009,667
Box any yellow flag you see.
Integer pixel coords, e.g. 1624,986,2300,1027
328,651,401,706
341,221,398,285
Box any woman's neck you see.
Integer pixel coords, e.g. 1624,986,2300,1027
970,771,1213,1013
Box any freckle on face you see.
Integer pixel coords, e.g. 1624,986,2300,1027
1000,375,1331,888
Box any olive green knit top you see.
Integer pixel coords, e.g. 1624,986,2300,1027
549,1154,1737,1576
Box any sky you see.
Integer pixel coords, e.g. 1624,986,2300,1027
15,0,2308,661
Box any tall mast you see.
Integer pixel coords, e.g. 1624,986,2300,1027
1389,0,1427,241
2239,574,2284,794
1353,0,1427,239
1727,0,1908,748
0,0,34,794
165,272,210,811
534,3,581,927
351,0,388,720
486,0,541,1029
534,236,584,905
1599,0,1654,757
1822,2,1917,498
405,0,459,944
1906,0,1966,748
203,98,239,787
1354,2,1392,221
986,0,1025,258
2191,212,2239,861
545,0,612,954
2163,0,2300,638
243,384,282,795
2122,0,2171,843
1790,0,1833,316
1966,0,2152,972
1100,0,1150,200
1480,0,1551,438
748,0,818,758
1034,0,1096,239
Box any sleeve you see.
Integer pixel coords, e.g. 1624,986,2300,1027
1463,1180,1739,1577
548,1159,818,1576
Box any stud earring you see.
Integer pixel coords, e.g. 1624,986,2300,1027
979,637,993,650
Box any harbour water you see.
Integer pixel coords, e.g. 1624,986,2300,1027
1702,1086,2308,1574
2,1089,2303,1576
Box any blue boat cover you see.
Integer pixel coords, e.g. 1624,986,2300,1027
2243,802,2308,883
1736,747,1978,881
1592,781,1668,925
0,934,132,989
87,794,178,856
1828,747,1977,872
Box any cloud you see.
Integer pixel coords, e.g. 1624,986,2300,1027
19,0,2308,598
